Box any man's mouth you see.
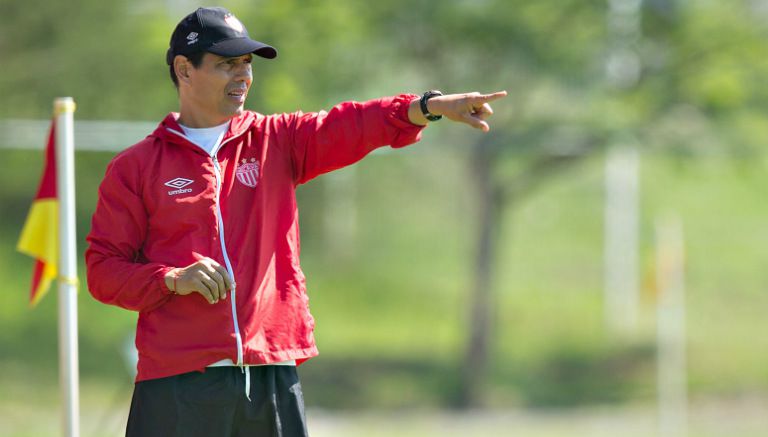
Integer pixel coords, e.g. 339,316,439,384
227,88,247,101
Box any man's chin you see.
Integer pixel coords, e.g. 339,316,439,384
222,106,245,119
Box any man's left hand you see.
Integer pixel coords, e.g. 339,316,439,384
409,90,508,132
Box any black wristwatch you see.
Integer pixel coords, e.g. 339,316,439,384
420,90,443,121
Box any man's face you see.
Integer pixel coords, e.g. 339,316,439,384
183,52,253,124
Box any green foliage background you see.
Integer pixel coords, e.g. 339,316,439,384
1,0,767,413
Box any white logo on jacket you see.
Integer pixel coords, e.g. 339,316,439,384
236,158,260,188
165,177,194,195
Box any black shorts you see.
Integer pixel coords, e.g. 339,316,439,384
126,365,308,437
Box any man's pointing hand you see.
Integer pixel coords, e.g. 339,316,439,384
408,90,508,132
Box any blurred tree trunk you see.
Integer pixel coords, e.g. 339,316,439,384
457,138,504,408
456,132,598,408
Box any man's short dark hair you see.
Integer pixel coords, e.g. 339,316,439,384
170,51,206,88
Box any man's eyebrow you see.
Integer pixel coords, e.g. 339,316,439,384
219,54,253,62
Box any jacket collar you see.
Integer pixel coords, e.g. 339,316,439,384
154,111,260,146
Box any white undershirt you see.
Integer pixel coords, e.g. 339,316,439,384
179,121,230,156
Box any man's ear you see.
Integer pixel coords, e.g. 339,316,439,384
174,55,192,84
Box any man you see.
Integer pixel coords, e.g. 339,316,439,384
85,6,506,437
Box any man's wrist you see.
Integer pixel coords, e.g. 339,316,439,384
407,98,429,126
164,268,180,295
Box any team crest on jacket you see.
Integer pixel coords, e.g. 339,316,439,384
236,158,260,188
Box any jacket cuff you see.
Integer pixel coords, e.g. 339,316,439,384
156,266,176,296
387,93,425,148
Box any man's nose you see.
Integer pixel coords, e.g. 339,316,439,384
234,63,252,81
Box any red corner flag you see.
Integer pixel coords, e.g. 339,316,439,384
17,121,59,306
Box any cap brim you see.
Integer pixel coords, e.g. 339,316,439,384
208,38,277,59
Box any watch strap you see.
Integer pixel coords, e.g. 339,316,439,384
420,90,443,121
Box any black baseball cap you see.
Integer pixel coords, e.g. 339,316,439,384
166,7,277,65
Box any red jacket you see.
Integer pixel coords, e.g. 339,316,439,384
85,94,423,381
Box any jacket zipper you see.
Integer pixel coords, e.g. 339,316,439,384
167,127,246,366
212,154,243,366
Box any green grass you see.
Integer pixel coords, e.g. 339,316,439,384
1,143,767,412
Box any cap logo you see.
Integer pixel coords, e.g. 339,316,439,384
186,32,198,45
224,14,244,33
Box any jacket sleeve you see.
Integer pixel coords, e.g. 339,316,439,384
85,153,174,312
288,93,425,184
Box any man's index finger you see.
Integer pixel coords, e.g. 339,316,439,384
480,90,508,102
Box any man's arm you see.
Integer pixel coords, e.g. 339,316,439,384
287,94,425,185
85,155,176,312
285,90,507,185
408,90,508,132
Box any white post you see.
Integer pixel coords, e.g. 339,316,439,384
604,145,640,333
54,97,80,437
603,0,643,335
655,215,688,437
